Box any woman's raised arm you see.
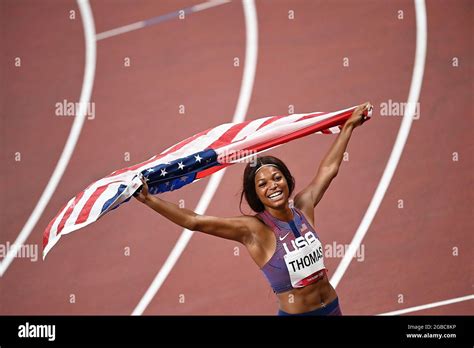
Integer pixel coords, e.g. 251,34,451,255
294,102,372,212
134,178,256,245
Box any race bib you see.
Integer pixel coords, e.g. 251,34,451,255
283,238,326,288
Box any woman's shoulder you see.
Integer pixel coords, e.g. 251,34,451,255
239,213,265,227
234,214,273,239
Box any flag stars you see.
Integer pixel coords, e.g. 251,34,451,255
194,154,202,163
180,176,188,182
178,161,185,170
146,168,154,173
160,168,167,177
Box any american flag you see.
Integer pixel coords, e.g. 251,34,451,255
42,105,370,258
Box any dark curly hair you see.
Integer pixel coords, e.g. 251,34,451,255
239,155,295,214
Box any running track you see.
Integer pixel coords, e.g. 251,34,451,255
1,0,472,315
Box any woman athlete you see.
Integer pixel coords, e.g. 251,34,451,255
134,102,372,316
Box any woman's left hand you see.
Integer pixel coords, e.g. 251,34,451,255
347,102,372,129
133,177,150,204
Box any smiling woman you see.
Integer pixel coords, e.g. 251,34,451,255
239,157,340,315
134,102,372,315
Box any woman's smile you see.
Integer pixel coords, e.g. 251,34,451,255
267,190,284,201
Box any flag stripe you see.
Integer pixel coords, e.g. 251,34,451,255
61,180,123,235
60,185,99,235
296,112,325,122
233,110,355,155
90,184,127,220
160,128,211,155
42,195,78,249
55,191,86,237
206,121,251,149
259,112,317,131
232,117,271,142
75,185,109,225
256,115,286,130
42,201,70,249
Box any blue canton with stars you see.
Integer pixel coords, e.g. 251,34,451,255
140,149,219,194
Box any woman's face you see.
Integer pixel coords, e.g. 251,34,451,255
254,166,289,209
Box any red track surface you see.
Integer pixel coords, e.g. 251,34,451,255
1,0,472,315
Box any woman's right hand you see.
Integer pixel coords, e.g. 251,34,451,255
133,177,150,203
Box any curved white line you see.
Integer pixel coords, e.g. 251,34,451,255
0,0,97,277
132,0,258,315
330,0,428,288
378,294,474,316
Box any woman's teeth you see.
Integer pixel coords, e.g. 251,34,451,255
268,191,283,201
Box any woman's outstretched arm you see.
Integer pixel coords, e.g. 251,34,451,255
134,179,256,245
295,102,372,211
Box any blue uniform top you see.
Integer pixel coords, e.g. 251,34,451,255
257,207,327,294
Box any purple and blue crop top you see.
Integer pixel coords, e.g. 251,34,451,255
257,207,327,294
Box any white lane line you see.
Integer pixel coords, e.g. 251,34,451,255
192,0,231,11
378,294,474,316
330,0,428,289
132,0,258,316
96,22,144,41
0,0,97,277
96,0,231,41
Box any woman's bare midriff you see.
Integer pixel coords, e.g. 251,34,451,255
276,272,338,314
